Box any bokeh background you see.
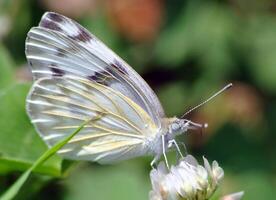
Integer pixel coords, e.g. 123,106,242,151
0,0,276,199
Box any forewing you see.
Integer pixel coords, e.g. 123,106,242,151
27,76,157,163
25,12,165,128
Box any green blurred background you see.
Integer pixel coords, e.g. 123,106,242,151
0,0,275,199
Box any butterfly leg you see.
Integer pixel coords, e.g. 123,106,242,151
150,155,160,169
180,141,188,156
168,139,184,158
162,135,169,169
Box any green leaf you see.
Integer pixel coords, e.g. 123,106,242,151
64,159,151,200
0,83,62,176
0,119,89,200
0,45,14,89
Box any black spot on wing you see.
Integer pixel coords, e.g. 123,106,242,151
40,19,62,31
87,74,99,82
110,59,128,75
69,27,93,42
87,71,111,86
50,64,65,76
47,12,64,22
106,68,117,77
56,47,68,57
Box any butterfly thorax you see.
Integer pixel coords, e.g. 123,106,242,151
146,117,190,156
161,117,189,144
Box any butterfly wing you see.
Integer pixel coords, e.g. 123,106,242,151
27,76,158,163
26,12,164,163
26,12,165,127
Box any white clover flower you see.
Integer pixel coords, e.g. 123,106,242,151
149,155,224,200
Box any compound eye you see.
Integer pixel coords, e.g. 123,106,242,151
171,123,180,131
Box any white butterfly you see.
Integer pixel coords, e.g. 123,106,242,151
25,12,207,167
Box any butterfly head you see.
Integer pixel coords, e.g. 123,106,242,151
167,117,207,139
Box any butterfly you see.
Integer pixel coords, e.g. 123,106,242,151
25,12,207,167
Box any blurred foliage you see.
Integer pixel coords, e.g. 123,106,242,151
0,83,63,176
0,0,276,199
63,160,151,200
0,45,14,89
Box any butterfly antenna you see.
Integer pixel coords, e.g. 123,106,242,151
181,83,233,118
